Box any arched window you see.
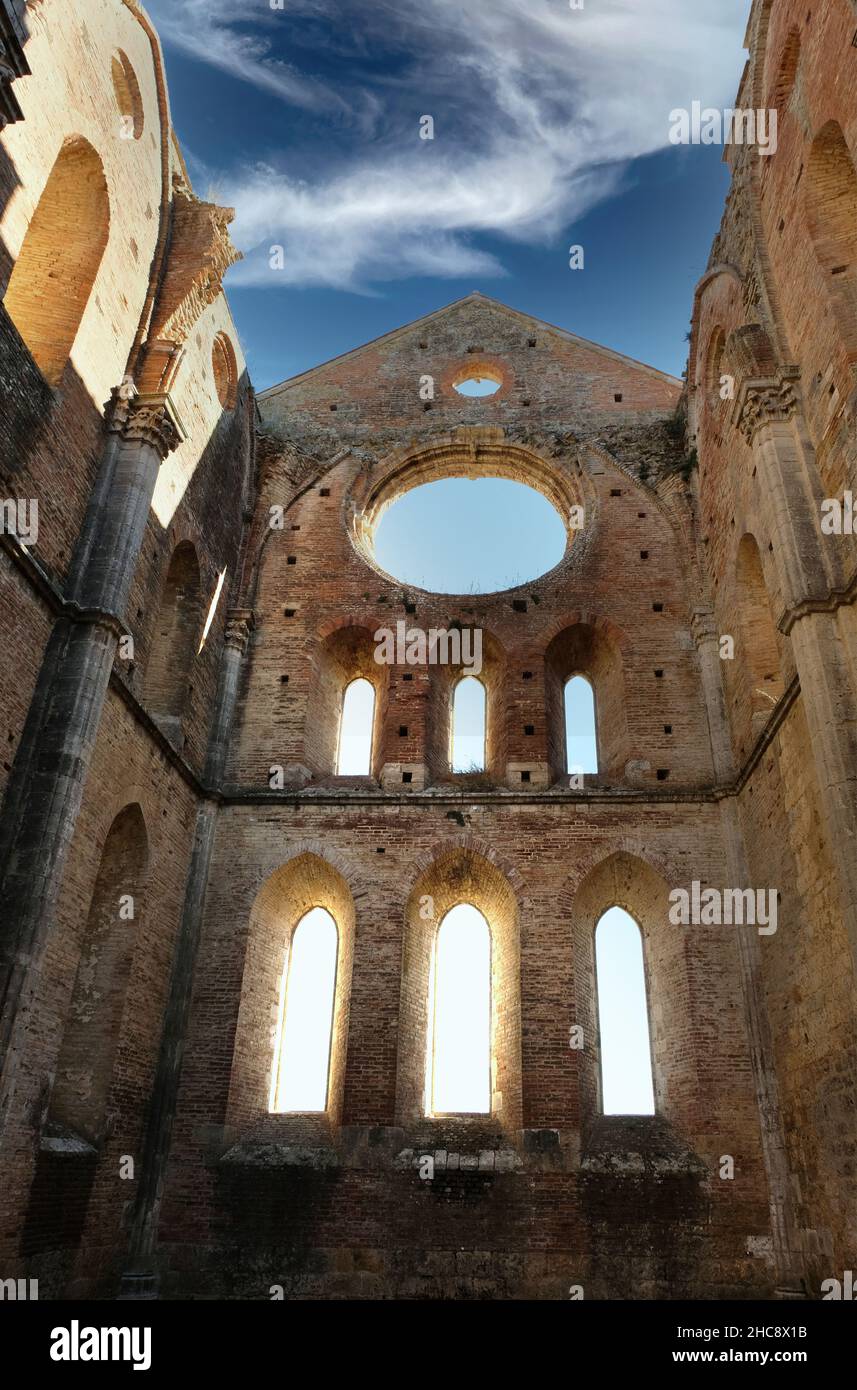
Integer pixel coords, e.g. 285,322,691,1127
270,907,338,1113
595,906,655,1115
3,136,110,385
336,677,375,775
806,121,857,357
144,541,202,727
451,675,487,772
565,675,598,775
427,903,491,1115
49,804,148,1143
735,534,784,735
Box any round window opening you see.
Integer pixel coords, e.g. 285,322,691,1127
454,374,502,398
372,476,568,594
111,51,145,140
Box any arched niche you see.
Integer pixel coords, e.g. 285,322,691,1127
227,852,356,1136
396,847,521,1138
143,540,202,736
48,804,149,1145
545,623,628,782
307,626,387,779
3,135,110,385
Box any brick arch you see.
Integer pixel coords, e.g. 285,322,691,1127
427,626,508,782
768,24,801,115
47,802,150,1146
227,851,357,1135
3,134,110,385
396,843,523,1137
307,624,389,779
545,620,630,781
143,539,202,731
805,120,857,360
565,849,701,1138
731,532,787,751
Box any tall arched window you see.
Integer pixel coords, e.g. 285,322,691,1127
451,675,487,772
49,804,148,1143
144,541,202,727
336,678,375,774
565,675,598,774
595,906,655,1115
806,121,857,357
270,907,338,1113
735,534,784,736
427,903,491,1115
3,136,110,385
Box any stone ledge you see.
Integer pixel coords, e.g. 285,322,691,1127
580,1114,708,1178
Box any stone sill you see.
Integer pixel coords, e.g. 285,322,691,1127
580,1114,707,1178
218,1111,339,1168
39,1123,98,1159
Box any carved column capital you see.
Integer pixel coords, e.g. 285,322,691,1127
106,387,186,462
224,609,254,656
732,367,801,445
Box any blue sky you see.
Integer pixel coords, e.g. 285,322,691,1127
148,0,749,389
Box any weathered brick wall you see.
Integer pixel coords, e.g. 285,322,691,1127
688,0,857,1292
1,0,855,1302
159,799,775,1300
0,0,252,1297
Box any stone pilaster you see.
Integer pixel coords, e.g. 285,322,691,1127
121,606,256,1293
0,393,184,1115
731,369,857,983
691,608,735,784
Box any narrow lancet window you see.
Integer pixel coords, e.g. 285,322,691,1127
595,906,655,1115
336,678,375,775
451,676,486,772
428,903,491,1115
565,675,598,775
271,907,338,1113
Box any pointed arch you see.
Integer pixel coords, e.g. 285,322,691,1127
143,540,202,728
428,903,491,1115
735,533,785,738
595,905,655,1115
48,804,149,1143
806,121,857,359
227,852,356,1132
337,677,376,775
3,136,110,385
397,847,522,1134
270,906,339,1113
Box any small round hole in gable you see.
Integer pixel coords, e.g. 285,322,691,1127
452,364,504,398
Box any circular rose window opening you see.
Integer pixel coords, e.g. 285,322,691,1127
372,476,567,594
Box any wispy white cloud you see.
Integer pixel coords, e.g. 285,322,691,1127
151,0,749,291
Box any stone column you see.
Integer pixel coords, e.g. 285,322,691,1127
733,373,857,980
120,610,253,1296
691,608,735,785
0,392,185,1115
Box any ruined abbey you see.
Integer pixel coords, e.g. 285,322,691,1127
0,0,855,1301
